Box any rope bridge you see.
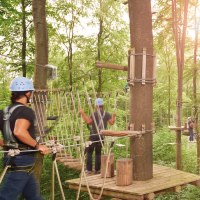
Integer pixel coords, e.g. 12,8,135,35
0,83,130,200
31,87,129,170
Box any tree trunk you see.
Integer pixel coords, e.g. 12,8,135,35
172,0,189,170
193,5,200,173
32,0,48,185
128,0,153,180
21,0,27,77
97,0,103,94
32,0,48,89
67,10,74,91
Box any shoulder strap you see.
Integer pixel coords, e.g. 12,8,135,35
3,104,24,146
4,105,22,120
97,111,106,129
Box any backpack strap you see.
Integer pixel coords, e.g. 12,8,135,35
3,104,24,148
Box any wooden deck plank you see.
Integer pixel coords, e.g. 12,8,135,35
69,184,144,200
66,164,200,199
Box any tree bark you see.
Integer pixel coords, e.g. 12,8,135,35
128,0,153,180
32,0,48,89
32,0,48,185
172,0,189,170
97,0,103,94
21,0,27,77
193,5,200,173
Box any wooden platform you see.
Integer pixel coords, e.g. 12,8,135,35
56,153,82,170
66,164,200,200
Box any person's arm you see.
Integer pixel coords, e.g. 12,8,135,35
108,113,116,125
14,118,49,155
79,108,93,125
190,121,194,128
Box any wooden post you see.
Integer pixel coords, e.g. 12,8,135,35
101,154,114,178
144,193,155,200
116,158,133,186
128,0,154,180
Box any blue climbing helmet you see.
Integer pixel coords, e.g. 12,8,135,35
10,77,34,92
95,98,104,106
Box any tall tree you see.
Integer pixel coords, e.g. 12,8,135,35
32,0,48,88
21,0,32,76
128,0,154,180
172,0,189,170
47,0,129,92
192,1,200,173
32,0,48,185
0,0,33,77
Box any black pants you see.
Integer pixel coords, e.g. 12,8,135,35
86,142,102,172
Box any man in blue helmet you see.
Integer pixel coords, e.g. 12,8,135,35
79,98,116,174
0,77,49,200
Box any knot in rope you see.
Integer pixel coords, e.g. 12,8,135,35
51,143,65,154
84,141,92,148
74,136,81,141
47,140,56,146
8,149,20,157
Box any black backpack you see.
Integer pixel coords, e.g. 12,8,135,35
3,104,24,149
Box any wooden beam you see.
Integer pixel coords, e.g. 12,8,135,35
168,126,185,131
191,179,200,187
100,130,143,137
96,61,128,71
144,193,155,200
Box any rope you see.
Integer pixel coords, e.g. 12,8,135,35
76,148,86,200
76,140,115,200
59,92,71,158
63,94,73,156
54,159,66,200
96,141,114,199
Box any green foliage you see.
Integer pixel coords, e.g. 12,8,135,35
47,0,129,92
155,185,200,200
153,127,176,167
0,0,34,77
0,64,10,109
149,128,200,199
39,127,200,200
40,156,90,200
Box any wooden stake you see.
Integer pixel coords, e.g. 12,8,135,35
101,154,114,178
116,158,133,186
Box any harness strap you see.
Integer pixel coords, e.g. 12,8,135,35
97,110,105,129
3,104,24,142
8,165,35,174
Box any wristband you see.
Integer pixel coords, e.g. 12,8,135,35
34,142,39,150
